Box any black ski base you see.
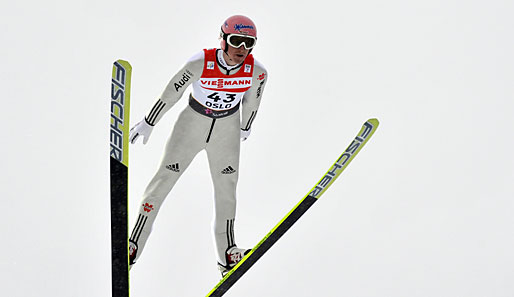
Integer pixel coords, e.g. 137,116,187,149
110,157,129,297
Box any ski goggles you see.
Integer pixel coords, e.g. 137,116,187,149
226,33,257,50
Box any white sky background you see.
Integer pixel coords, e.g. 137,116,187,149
1,0,513,296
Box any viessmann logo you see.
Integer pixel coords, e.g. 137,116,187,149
110,61,127,162
309,121,375,198
200,78,252,89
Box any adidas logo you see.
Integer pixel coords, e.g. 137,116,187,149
221,166,236,174
166,163,180,172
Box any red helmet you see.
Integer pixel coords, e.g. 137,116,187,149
220,15,257,52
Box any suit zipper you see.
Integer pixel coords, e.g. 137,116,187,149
206,118,216,143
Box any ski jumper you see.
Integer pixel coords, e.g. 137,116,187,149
130,49,268,266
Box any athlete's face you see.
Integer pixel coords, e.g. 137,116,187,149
224,44,250,66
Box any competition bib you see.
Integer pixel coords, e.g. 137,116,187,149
191,49,254,112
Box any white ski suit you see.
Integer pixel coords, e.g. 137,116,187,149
130,48,268,267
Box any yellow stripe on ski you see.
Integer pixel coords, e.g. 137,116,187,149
206,118,379,296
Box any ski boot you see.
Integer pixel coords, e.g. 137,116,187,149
217,246,251,277
129,240,138,270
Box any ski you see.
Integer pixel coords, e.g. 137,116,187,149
110,60,132,297
206,118,379,296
